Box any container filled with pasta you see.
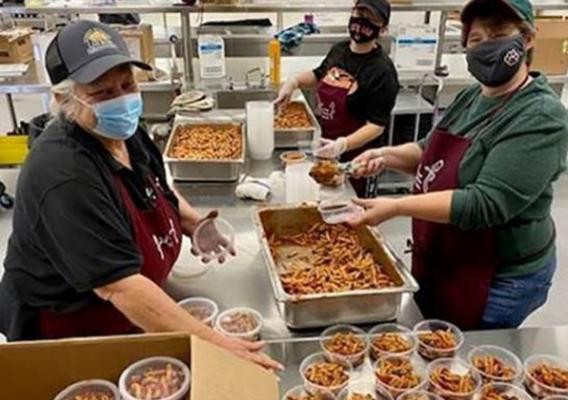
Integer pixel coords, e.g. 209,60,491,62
427,358,481,400
467,345,522,384
177,297,219,328
375,355,427,398
215,307,263,341
524,355,568,399
338,381,387,400
369,324,418,361
413,320,464,361
164,116,245,182
255,204,418,329
282,385,337,400
320,325,369,368
475,383,532,400
300,352,354,396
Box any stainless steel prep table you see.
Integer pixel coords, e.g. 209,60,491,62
267,325,568,394
166,152,423,340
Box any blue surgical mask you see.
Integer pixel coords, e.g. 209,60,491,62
76,92,143,140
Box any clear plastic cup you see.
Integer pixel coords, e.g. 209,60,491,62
475,383,532,400
524,355,568,399
192,217,235,263
427,358,482,400
399,390,444,400
300,352,354,396
282,385,337,400
320,325,369,368
318,202,363,225
215,307,263,341
54,379,119,400
375,355,427,399
119,356,191,400
178,297,219,327
369,324,418,362
467,345,523,384
413,320,464,361
338,381,389,400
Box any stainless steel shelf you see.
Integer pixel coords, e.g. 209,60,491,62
2,0,568,15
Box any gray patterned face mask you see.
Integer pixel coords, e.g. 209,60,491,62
466,34,526,87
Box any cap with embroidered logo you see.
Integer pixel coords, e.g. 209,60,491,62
45,20,151,85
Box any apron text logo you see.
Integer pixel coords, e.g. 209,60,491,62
152,218,180,261
415,159,445,193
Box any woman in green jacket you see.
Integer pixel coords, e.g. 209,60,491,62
351,0,568,330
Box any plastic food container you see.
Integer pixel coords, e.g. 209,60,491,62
0,333,6,343
215,307,263,341
192,217,235,263
119,357,191,400
338,381,388,400
300,352,354,396
282,385,337,400
467,345,522,384
413,320,464,361
178,297,219,327
542,397,568,400
320,325,369,368
524,355,568,399
375,355,427,399
369,324,418,361
427,358,482,400
475,383,532,400
318,202,363,225
281,151,308,166
54,379,119,400
399,390,444,400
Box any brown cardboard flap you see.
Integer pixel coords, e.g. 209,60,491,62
191,336,279,400
0,333,191,400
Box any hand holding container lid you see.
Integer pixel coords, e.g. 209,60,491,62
191,214,236,264
246,101,274,160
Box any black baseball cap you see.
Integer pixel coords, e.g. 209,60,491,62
46,20,151,85
355,0,391,25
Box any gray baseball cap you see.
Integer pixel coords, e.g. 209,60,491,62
46,20,151,85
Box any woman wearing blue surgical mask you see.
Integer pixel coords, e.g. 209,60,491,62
0,20,282,372
350,0,568,330
275,0,399,197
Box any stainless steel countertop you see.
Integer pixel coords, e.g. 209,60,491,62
166,152,423,340
267,325,568,393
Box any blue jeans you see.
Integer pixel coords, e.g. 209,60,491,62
480,255,557,330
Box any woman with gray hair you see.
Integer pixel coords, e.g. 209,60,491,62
0,20,282,372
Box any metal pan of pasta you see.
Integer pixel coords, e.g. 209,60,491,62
253,204,419,329
163,115,245,182
274,100,321,149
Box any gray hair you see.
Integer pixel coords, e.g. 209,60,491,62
50,79,78,120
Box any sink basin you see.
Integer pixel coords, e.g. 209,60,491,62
215,89,276,109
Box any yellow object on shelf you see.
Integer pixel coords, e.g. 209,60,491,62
268,38,281,87
0,135,28,165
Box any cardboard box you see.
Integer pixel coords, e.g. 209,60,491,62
0,334,279,400
115,24,155,82
532,18,568,76
0,28,34,64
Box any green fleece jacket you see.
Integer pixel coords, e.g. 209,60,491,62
420,73,568,277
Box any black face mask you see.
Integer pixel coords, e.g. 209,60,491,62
466,34,526,87
349,16,380,44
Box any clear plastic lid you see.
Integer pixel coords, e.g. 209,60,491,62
119,357,191,400
191,217,235,263
54,379,119,400
0,333,6,343
318,201,363,225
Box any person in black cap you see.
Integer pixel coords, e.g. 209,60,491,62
0,20,282,371
275,0,399,197
351,0,568,330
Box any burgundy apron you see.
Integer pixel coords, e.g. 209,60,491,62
411,77,528,329
39,174,182,339
316,65,369,196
